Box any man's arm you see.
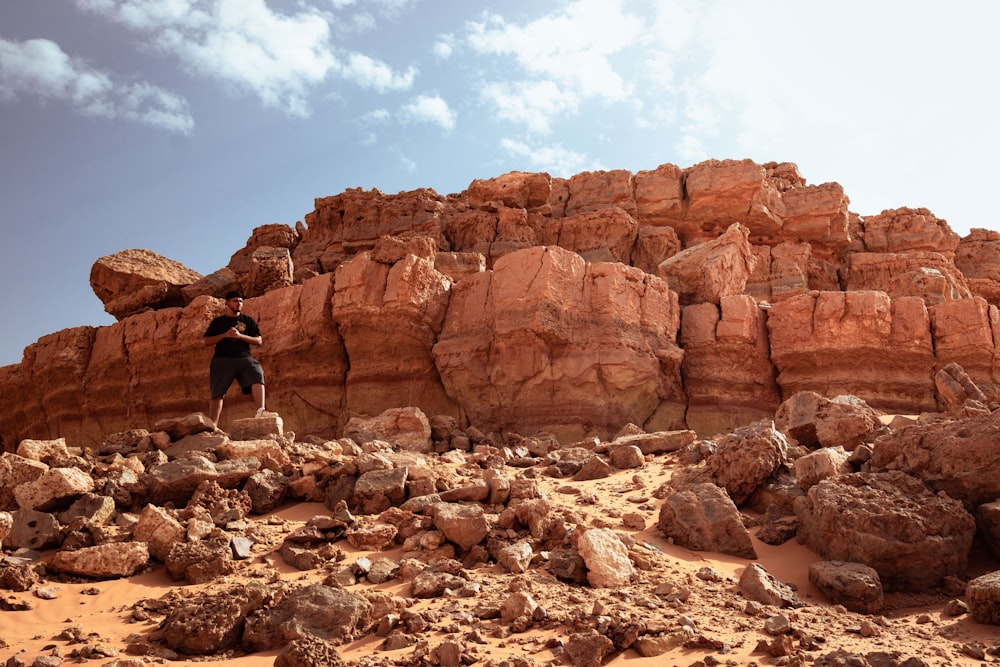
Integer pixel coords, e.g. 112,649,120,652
204,328,261,346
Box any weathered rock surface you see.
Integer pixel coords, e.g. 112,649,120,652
808,560,883,614
656,481,757,559
0,158,996,449
90,248,203,320
869,408,1000,509
794,471,976,592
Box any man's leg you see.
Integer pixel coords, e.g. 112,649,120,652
251,383,265,413
208,396,224,425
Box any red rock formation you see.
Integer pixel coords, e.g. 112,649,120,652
90,249,202,320
681,295,780,435
433,245,684,442
0,158,995,448
767,291,937,413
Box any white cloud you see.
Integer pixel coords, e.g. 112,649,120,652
72,0,417,116
358,107,390,124
479,80,578,134
431,36,453,61
0,37,193,133
342,52,416,92
399,94,456,131
499,137,591,176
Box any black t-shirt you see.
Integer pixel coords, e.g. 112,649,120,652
204,313,260,358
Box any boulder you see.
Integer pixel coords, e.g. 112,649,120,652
90,248,202,320
159,582,272,655
132,504,185,561
467,171,551,210
775,391,882,451
49,541,149,579
738,562,802,608
656,481,757,559
344,407,432,452
146,456,260,506
967,571,1000,625
855,207,960,256
576,528,634,588
242,584,373,650
934,362,989,412
705,420,788,504
794,471,976,592
793,447,851,492
808,560,883,614
869,408,1000,508
13,467,95,512
430,502,488,551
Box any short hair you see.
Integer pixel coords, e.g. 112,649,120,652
224,290,245,300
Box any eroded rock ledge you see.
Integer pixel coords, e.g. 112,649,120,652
3,158,1000,447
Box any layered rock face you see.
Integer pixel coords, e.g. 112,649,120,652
2,158,999,447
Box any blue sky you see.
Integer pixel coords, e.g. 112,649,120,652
1,0,998,367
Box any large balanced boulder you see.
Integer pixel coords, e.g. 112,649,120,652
90,248,202,320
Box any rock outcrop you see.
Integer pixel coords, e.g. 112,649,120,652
3,158,1000,449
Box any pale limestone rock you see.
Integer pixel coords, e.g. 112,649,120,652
0,454,49,511
228,415,284,441
496,542,533,574
50,541,150,578
499,590,539,622
13,467,95,512
216,438,291,473
0,511,12,545
133,504,186,561
577,527,634,588
343,407,431,452
16,438,70,463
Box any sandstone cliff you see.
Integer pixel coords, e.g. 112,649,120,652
3,158,1000,448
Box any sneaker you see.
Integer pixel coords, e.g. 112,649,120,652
255,408,279,418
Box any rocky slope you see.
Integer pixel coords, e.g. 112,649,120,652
1,393,1000,667
3,159,1000,449
3,157,1000,666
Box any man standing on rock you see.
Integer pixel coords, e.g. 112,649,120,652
203,290,274,426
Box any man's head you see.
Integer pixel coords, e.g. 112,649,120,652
224,290,244,314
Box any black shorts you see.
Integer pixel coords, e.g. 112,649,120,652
209,356,265,399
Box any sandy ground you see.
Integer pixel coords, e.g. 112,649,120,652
1,452,998,666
